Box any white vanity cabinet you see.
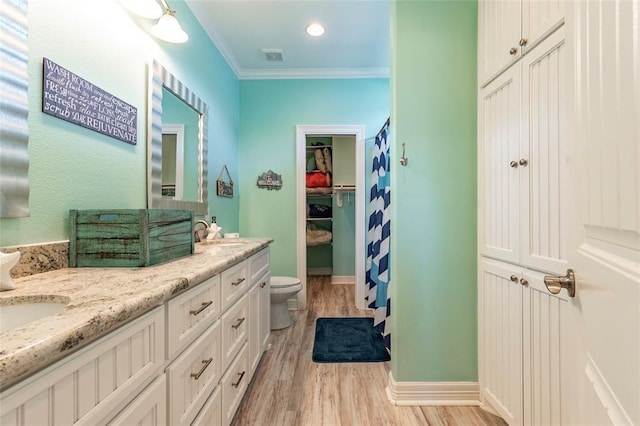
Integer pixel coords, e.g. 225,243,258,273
166,247,270,426
0,245,271,426
0,307,165,426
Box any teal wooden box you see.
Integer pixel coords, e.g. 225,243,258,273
69,209,194,267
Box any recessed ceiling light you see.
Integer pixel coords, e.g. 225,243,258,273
306,23,325,37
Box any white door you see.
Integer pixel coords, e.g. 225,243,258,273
563,1,640,424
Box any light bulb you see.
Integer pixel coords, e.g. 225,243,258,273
152,10,188,43
306,23,325,37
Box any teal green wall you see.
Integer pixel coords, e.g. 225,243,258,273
332,194,356,275
332,136,356,276
238,79,389,277
391,1,478,381
0,0,239,247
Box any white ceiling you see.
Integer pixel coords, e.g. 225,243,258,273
184,0,391,80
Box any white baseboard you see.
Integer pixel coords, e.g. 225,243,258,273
386,372,480,406
331,275,355,285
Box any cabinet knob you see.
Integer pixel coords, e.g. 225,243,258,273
509,47,518,56
520,278,529,287
510,275,519,282
510,160,519,168
519,158,528,166
519,38,528,47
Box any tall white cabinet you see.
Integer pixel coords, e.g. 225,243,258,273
477,2,572,424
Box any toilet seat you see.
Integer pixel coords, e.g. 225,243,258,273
270,276,301,288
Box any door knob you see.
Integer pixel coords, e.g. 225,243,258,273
544,269,576,297
519,38,528,47
510,274,519,282
510,160,518,168
520,278,528,287
519,158,528,166
509,47,518,56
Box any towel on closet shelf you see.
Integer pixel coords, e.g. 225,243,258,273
306,171,332,188
323,147,332,173
306,222,332,245
314,149,326,172
307,204,332,218
306,187,333,195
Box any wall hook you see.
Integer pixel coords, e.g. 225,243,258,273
400,143,408,166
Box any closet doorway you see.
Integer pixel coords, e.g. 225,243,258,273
296,125,366,310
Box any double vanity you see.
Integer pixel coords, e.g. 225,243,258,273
0,238,272,426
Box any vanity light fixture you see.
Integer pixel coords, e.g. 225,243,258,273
151,0,189,43
305,23,325,37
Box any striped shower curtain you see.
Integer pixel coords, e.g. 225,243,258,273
366,118,391,351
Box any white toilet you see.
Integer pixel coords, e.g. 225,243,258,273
269,276,302,330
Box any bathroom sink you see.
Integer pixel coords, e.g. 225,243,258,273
0,296,70,333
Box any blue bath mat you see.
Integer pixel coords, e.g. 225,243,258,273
312,317,390,363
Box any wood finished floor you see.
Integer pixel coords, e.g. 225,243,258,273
232,276,507,426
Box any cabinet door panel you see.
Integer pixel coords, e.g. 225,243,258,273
259,274,271,350
478,0,521,86
521,29,568,275
522,0,564,53
478,259,523,425
108,376,167,426
0,308,164,426
479,65,521,264
248,284,261,375
521,269,572,426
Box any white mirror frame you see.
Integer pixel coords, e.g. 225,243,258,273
147,60,208,216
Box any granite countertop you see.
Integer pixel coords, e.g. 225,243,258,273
0,238,273,391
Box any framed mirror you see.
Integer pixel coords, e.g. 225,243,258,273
147,60,208,216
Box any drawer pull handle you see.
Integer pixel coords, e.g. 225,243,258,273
231,317,246,329
232,277,246,286
191,357,213,380
260,281,267,288
190,301,213,316
231,371,246,388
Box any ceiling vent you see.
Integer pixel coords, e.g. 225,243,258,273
262,49,285,62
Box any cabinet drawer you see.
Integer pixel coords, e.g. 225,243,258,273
0,307,165,426
191,385,221,426
108,375,167,426
221,260,248,310
167,275,221,359
167,321,222,426
249,247,269,286
220,294,249,371
220,343,249,426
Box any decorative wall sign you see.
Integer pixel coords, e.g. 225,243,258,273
42,58,137,145
216,165,234,198
257,170,283,191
